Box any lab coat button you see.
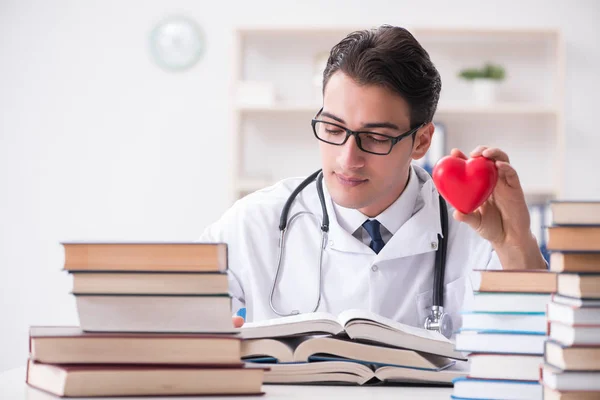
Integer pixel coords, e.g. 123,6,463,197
328,240,334,247
371,265,378,272
431,242,438,250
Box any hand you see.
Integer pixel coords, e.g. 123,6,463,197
449,146,529,245
232,315,244,328
232,307,246,328
450,146,545,269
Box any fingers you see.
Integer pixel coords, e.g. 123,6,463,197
232,316,245,328
453,209,482,231
470,146,510,163
496,160,522,189
450,148,468,160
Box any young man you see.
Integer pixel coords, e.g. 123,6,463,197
200,25,546,332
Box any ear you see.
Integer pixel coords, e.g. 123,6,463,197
411,122,434,161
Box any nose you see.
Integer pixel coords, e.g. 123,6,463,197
336,135,365,170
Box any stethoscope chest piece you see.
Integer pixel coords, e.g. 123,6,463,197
424,305,453,338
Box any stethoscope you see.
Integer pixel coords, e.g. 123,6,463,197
268,168,454,338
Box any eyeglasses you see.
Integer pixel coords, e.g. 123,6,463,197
311,112,424,156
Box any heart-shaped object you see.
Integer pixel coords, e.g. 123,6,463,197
432,155,498,214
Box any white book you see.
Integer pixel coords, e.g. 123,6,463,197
262,359,468,385
75,294,237,333
547,301,600,325
461,312,547,334
242,309,466,360
454,331,546,355
549,322,600,346
542,364,600,391
467,292,550,313
469,354,543,381
242,336,454,370
453,378,542,400
552,294,600,308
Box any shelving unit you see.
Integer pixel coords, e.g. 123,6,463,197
230,25,565,207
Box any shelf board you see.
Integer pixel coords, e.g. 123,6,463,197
237,103,558,116
237,178,556,204
436,103,558,116
237,104,319,114
235,26,560,40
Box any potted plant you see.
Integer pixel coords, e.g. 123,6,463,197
458,63,506,105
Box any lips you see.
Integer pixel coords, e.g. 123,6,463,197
335,172,367,187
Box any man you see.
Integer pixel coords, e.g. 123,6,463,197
200,25,546,331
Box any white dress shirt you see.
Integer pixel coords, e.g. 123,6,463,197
335,166,421,247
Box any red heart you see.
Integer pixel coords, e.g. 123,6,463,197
432,155,498,214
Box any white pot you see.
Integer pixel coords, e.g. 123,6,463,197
471,79,500,105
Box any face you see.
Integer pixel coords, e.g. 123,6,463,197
318,71,433,217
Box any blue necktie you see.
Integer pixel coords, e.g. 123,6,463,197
362,219,385,254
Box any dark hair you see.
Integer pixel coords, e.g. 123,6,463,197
323,25,441,127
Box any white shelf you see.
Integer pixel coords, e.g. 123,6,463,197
236,178,556,203
237,103,558,116
232,25,565,203
237,104,319,114
236,25,559,38
436,103,558,116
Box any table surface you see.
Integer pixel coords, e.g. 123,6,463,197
0,366,454,399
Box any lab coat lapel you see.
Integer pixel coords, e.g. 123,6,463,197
374,175,444,263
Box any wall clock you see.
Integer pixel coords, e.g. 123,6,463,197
149,15,205,71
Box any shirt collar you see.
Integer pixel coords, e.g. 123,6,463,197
332,166,420,236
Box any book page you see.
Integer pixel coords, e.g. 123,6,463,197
337,309,452,343
241,312,343,339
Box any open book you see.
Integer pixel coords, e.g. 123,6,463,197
261,360,469,386
241,309,466,360
242,336,454,370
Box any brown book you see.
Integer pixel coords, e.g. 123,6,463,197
547,226,600,252
543,386,600,400
545,341,600,371
550,201,600,225
558,274,600,299
29,326,241,364
71,272,229,295
62,242,227,272
74,294,236,333
471,270,557,293
550,252,600,273
26,360,266,397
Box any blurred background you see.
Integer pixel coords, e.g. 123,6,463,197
1,0,599,372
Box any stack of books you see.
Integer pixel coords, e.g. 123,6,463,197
542,201,600,399
451,269,557,400
25,242,266,397
240,309,470,386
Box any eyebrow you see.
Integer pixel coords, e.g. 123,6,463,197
320,111,400,131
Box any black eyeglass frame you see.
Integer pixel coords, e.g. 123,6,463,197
311,109,426,156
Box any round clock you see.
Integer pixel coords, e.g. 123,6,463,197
149,15,205,71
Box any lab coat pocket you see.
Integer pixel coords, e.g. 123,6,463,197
416,275,471,334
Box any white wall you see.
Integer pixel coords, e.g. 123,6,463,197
1,0,599,372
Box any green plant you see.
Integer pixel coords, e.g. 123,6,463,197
458,63,506,81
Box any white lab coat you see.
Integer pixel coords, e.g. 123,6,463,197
199,165,502,330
